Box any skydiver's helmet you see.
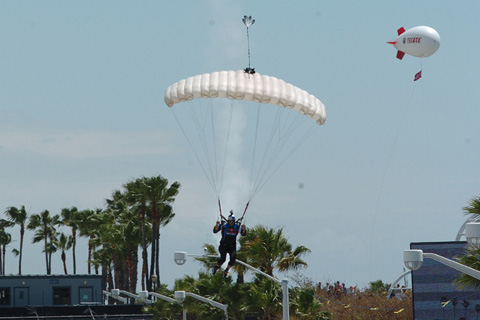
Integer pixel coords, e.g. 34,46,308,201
228,211,235,223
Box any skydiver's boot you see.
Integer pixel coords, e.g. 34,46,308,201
212,265,219,275
223,268,229,278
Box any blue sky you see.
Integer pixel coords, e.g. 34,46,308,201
1,1,479,290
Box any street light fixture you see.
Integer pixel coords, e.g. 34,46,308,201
466,223,480,247
404,222,480,279
151,274,158,302
174,250,290,320
174,290,228,320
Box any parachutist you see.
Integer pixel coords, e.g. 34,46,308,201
212,211,247,277
244,67,256,74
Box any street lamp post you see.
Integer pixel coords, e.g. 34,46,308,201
151,274,158,302
404,223,480,280
174,290,228,320
110,289,152,305
174,250,290,320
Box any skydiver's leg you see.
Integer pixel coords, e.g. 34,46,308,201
213,244,227,275
227,247,237,267
223,246,237,278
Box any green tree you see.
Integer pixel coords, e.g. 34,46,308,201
0,219,14,275
175,271,247,320
366,280,390,294
463,196,480,216
61,206,81,274
105,190,143,292
4,205,28,275
123,178,152,291
453,196,480,289
77,209,102,274
244,276,283,320
27,210,60,274
141,175,180,288
454,246,480,289
289,286,332,320
57,232,73,274
239,225,311,276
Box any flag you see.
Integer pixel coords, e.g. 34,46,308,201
414,70,422,81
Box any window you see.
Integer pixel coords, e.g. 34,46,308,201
0,288,10,305
53,287,71,305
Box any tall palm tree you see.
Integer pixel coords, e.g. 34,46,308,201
124,178,151,291
141,175,180,287
57,233,73,274
27,210,60,274
239,225,311,277
77,209,103,274
0,219,14,275
61,206,81,274
105,190,144,292
4,205,28,274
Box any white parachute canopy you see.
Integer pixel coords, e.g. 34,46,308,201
164,70,326,211
164,70,326,125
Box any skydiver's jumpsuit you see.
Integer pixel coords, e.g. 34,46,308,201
213,221,247,267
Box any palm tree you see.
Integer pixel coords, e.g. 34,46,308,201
175,271,246,320
141,175,180,288
454,246,480,289
244,277,283,320
124,178,151,291
57,233,73,274
4,205,28,275
239,225,311,276
0,219,14,275
27,210,61,274
463,196,480,216
61,206,81,274
77,209,103,274
105,190,144,292
454,196,480,289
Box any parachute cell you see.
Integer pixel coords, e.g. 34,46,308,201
164,70,326,125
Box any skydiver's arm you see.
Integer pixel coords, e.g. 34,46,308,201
213,221,222,233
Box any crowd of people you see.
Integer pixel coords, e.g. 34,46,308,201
316,281,358,298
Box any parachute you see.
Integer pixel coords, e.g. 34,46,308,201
164,70,326,217
165,70,326,125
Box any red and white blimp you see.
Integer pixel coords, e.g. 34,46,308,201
388,26,440,60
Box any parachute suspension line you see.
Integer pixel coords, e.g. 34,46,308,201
248,107,317,201
242,15,255,74
170,107,218,194
216,100,236,197
247,103,262,201
192,100,221,196
248,104,280,199
209,99,221,194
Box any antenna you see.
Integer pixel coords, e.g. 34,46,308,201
242,15,255,74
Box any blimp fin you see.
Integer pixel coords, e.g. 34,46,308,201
396,50,405,60
397,27,405,35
